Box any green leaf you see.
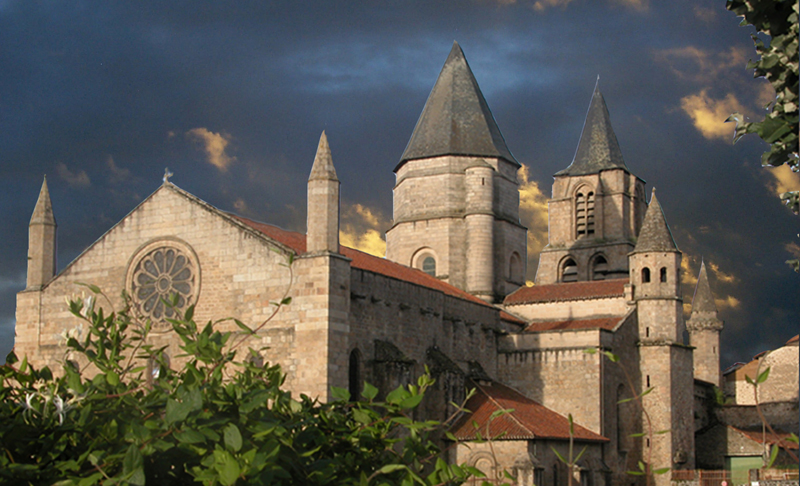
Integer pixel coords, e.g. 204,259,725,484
399,393,424,409
386,386,409,404
234,319,255,335
362,382,378,401
756,366,771,384
353,409,372,425
330,386,350,402
106,370,119,386
224,424,243,452
377,464,408,475
766,443,779,468
175,429,207,444
745,374,755,385
654,467,671,475
551,446,567,464
214,449,241,486
123,444,144,485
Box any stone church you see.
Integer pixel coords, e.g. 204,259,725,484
16,42,732,486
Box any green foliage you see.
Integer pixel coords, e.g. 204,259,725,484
726,0,799,171
0,293,476,486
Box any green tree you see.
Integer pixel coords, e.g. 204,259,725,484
726,0,799,222
0,288,483,486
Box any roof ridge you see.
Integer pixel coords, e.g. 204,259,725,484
474,381,537,439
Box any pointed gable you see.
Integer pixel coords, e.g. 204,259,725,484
397,41,518,170
31,176,56,226
691,260,718,315
633,189,678,253
556,80,628,176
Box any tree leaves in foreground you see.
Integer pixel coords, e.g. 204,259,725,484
0,292,481,486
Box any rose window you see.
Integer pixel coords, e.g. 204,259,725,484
130,246,197,329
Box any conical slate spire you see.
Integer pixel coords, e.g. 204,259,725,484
633,189,678,253
30,176,56,226
397,41,518,170
690,260,718,316
309,131,338,181
556,80,628,176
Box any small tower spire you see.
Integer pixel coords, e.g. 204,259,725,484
633,188,678,253
687,259,724,386
307,131,340,253
556,81,628,176
27,176,57,289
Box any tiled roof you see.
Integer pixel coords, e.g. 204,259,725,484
232,215,491,308
449,381,608,442
787,334,799,346
524,317,623,332
397,41,518,169
555,81,628,177
500,311,526,326
732,426,799,450
504,279,627,305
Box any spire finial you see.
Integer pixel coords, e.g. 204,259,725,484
163,168,173,184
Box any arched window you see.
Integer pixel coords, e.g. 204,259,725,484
562,258,578,283
660,267,667,283
591,255,608,281
349,349,361,401
508,252,523,283
641,267,651,283
576,192,586,237
422,257,436,276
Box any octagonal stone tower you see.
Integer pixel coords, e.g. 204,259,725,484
385,42,527,303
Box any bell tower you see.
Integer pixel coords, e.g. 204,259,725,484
385,42,527,302
686,260,724,387
536,81,647,285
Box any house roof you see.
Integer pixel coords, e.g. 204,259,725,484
555,80,628,177
731,426,799,450
632,189,678,254
397,41,518,170
504,278,627,306
231,214,492,308
449,381,608,442
523,316,623,333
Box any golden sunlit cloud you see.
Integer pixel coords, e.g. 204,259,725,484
693,5,717,22
764,164,800,197
679,89,747,141
339,203,388,257
655,46,747,84
707,261,738,284
106,155,131,184
518,164,550,264
186,128,236,171
56,162,91,188
532,0,574,11
681,257,698,287
715,295,741,310
612,0,647,10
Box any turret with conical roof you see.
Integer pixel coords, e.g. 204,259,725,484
534,82,647,284
307,131,340,254
386,42,526,302
397,41,518,170
687,260,724,386
27,176,57,289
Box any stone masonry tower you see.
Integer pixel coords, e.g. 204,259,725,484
307,131,340,253
27,176,57,289
629,189,694,483
536,82,647,284
686,260,724,387
385,42,527,302
296,131,352,400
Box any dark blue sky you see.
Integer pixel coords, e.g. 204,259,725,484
1,0,797,367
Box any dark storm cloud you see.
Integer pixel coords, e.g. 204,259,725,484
0,1,796,367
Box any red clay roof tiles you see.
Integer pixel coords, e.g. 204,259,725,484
232,215,491,308
450,381,608,442
504,279,627,305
